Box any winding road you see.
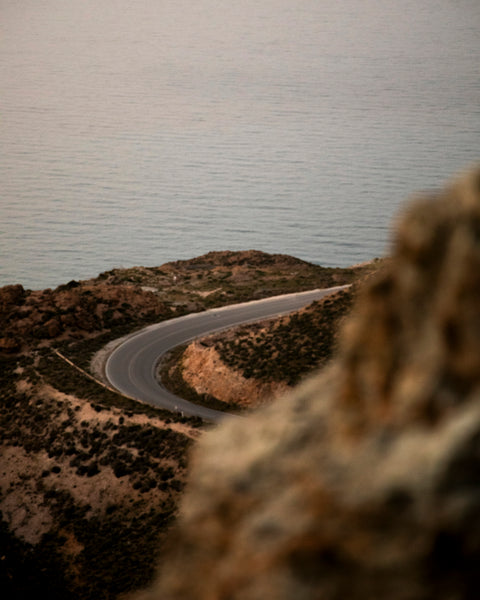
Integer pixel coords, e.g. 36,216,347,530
105,286,347,422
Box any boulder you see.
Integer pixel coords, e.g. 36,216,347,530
0,336,21,353
0,284,25,312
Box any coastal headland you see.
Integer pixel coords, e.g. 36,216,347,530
0,250,376,599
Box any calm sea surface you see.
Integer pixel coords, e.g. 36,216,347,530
1,0,479,289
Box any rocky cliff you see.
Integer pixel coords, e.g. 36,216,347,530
134,165,480,600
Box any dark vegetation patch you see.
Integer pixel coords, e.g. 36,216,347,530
0,281,171,355
0,364,193,488
0,516,71,600
214,287,354,386
0,498,176,600
160,288,356,408
37,347,203,427
0,353,193,599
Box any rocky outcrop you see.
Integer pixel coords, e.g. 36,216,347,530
181,341,289,408
0,284,26,310
166,249,321,270
0,282,169,352
134,165,480,600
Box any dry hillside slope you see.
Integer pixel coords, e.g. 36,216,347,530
0,250,370,599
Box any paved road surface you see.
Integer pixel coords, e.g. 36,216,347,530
105,286,347,422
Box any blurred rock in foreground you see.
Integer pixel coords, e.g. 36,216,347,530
135,165,480,600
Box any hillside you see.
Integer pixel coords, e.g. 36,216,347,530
0,250,375,599
162,286,358,410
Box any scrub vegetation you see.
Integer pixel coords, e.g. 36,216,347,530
160,286,358,411
0,250,381,599
0,355,195,599
214,287,354,385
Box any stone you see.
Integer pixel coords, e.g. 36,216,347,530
0,284,25,312
0,336,21,353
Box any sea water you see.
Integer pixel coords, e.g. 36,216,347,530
1,0,479,289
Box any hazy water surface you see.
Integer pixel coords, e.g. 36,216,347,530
1,0,479,289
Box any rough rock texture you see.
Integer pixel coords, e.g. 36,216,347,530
181,341,289,408
134,165,480,600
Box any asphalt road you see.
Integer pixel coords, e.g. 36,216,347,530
105,286,347,422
